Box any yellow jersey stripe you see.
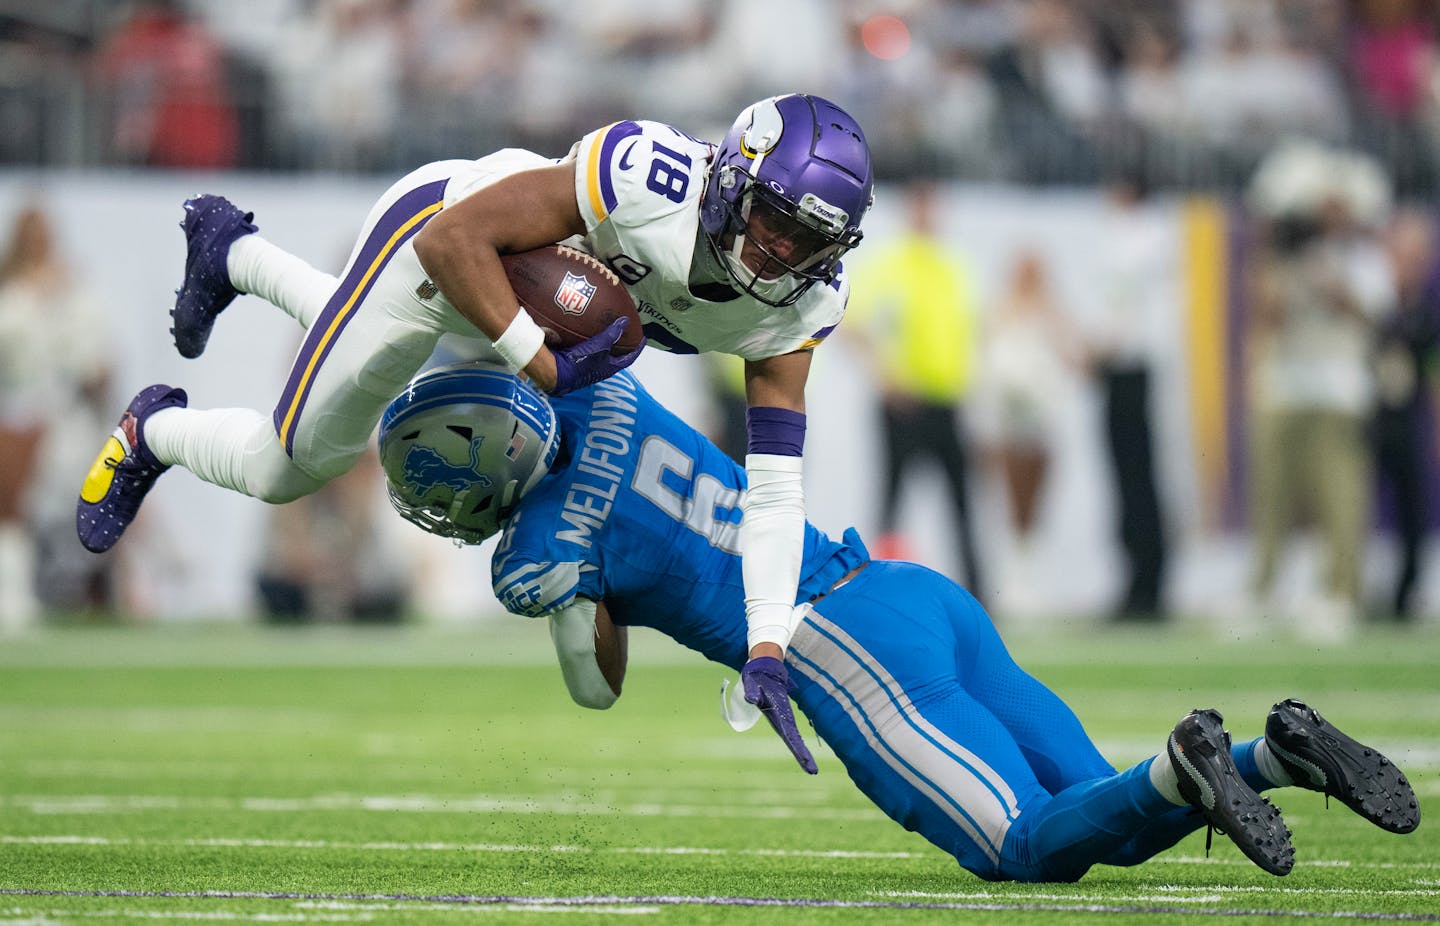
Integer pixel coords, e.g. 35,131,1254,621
586,123,616,222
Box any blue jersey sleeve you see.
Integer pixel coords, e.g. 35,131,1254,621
490,509,589,618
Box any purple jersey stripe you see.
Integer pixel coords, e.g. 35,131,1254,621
598,121,643,215
272,177,448,456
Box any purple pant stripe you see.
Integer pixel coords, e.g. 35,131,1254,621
272,177,448,456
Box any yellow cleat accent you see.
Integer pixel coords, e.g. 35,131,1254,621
80,435,125,504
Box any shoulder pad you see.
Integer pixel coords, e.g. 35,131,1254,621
573,121,709,229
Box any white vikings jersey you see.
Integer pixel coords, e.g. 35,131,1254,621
569,120,848,360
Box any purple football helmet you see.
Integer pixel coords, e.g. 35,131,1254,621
700,94,874,306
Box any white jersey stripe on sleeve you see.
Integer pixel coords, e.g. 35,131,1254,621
492,560,582,617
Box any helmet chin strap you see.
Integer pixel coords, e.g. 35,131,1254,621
499,478,520,519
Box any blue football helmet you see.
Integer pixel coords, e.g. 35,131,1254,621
379,362,560,544
700,94,874,306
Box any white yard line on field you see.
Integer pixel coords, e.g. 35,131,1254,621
4,835,1438,873
877,885,1440,902
1,890,1437,921
0,793,881,821
0,904,661,920
4,761,854,804
0,835,923,861
0,908,370,922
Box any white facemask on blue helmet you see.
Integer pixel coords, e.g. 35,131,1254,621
379,362,560,544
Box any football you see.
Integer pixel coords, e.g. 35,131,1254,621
501,244,643,353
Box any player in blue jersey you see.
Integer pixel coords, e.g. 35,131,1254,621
376,362,1420,883
77,95,872,760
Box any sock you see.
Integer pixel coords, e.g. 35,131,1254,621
145,406,316,500
1250,738,1295,788
1147,751,1186,806
228,235,338,329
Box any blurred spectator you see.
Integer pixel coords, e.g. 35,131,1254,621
1087,170,1173,621
396,0,536,164
928,0,1023,57
977,249,1081,617
1349,0,1434,120
923,46,1003,178
270,0,403,171
1180,0,1280,53
1371,207,1440,620
708,0,842,123
505,4,600,150
1347,0,1439,195
0,0,1437,196
1182,23,1348,163
844,182,986,602
564,0,719,130
0,203,111,629
254,450,412,623
89,0,238,169
1117,20,1191,145
1244,145,1395,640
988,0,1107,182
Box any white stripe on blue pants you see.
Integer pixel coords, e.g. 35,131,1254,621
787,561,1176,881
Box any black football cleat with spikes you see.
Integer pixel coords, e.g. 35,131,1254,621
1170,708,1295,876
1266,699,1420,835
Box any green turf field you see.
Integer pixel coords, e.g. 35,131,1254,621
1,620,1436,924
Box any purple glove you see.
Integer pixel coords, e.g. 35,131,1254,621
742,655,817,774
549,317,645,397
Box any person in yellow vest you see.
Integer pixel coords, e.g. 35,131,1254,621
846,181,985,603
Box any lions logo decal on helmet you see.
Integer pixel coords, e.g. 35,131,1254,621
399,437,494,496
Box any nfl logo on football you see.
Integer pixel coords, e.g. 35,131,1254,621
554,271,597,316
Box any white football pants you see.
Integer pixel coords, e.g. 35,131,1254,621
146,152,544,502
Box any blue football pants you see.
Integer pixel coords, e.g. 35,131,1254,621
787,560,1268,882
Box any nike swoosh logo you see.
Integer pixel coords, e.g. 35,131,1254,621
618,142,636,171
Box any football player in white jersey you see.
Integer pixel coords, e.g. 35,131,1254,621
77,94,873,767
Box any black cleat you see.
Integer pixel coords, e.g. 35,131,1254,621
1170,708,1295,876
1266,699,1420,834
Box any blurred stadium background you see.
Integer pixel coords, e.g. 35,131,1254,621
3,0,1440,635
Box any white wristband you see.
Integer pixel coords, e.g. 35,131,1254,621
492,309,546,373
